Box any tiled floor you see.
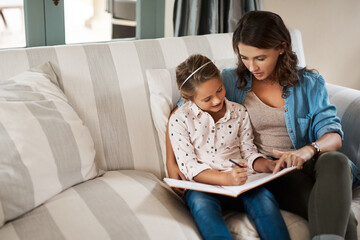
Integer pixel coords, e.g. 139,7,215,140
0,0,111,49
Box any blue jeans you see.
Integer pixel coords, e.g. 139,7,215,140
184,187,290,240
350,160,360,188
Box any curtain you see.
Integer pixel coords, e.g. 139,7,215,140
105,0,113,13
173,0,262,37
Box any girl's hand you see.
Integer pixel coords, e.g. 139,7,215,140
225,166,248,186
272,146,314,174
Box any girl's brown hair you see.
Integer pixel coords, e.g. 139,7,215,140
232,11,304,97
176,54,220,100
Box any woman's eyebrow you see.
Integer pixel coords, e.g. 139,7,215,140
240,54,266,58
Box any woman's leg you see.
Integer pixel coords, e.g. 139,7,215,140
240,187,290,240
265,167,314,220
309,151,357,239
184,190,233,240
345,210,358,240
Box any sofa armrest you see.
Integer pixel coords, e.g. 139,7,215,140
327,83,360,166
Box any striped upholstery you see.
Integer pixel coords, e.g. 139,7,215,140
0,63,98,227
327,83,360,167
0,30,359,239
0,171,201,240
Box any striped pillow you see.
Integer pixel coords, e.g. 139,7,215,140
0,62,98,227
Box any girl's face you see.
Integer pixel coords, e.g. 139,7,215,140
192,77,226,114
237,42,283,81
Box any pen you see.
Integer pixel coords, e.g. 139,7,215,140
229,159,245,168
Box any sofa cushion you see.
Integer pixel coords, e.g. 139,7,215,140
0,170,201,240
146,68,180,172
0,62,98,227
224,209,310,239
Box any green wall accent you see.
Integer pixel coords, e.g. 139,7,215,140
23,0,164,46
24,0,65,47
24,0,46,46
136,0,165,39
44,0,65,46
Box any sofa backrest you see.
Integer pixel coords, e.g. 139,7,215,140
0,31,309,178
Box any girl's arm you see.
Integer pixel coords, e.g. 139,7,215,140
194,167,248,186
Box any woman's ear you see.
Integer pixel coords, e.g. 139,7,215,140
280,42,287,54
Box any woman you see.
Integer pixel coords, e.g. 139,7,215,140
166,11,358,239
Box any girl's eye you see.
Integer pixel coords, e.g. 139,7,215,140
204,98,211,102
240,56,247,60
256,57,265,61
217,87,223,93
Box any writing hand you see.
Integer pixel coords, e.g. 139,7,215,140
226,167,248,186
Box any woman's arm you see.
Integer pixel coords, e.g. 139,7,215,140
271,132,342,173
165,107,186,196
166,119,186,180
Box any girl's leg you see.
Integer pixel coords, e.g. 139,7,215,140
184,190,233,240
309,151,357,240
240,187,290,240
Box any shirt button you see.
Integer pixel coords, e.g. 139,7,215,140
289,129,293,133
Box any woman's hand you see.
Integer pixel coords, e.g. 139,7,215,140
166,158,186,180
165,107,186,196
272,146,314,174
166,159,186,196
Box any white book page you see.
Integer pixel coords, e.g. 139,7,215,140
222,167,296,195
164,167,296,197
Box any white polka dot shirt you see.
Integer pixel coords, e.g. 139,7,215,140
169,98,266,181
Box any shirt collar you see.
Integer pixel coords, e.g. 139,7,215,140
188,98,238,120
242,72,253,92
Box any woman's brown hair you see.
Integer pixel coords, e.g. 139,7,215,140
232,11,302,97
176,54,220,100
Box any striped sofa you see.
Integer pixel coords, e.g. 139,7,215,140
0,31,359,240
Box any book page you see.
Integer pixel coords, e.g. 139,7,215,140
164,166,296,197
163,178,235,196
221,167,296,196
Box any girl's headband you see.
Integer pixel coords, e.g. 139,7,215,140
179,61,212,90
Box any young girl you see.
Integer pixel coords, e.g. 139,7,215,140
168,54,290,240
168,11,359,239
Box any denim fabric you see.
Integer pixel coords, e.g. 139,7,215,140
349,160,360,188
221,68,343,150
184,187,290,240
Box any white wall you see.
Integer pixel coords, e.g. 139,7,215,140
263,0,360,90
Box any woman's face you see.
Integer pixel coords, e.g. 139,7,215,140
192,77,226,114
237,42,283,81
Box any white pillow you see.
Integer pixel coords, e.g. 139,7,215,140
146,68,180,176
146,58,237,175
0,62,98,227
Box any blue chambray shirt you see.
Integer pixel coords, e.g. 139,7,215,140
221,68,343,150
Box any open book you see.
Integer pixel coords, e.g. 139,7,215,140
164,167,296,197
